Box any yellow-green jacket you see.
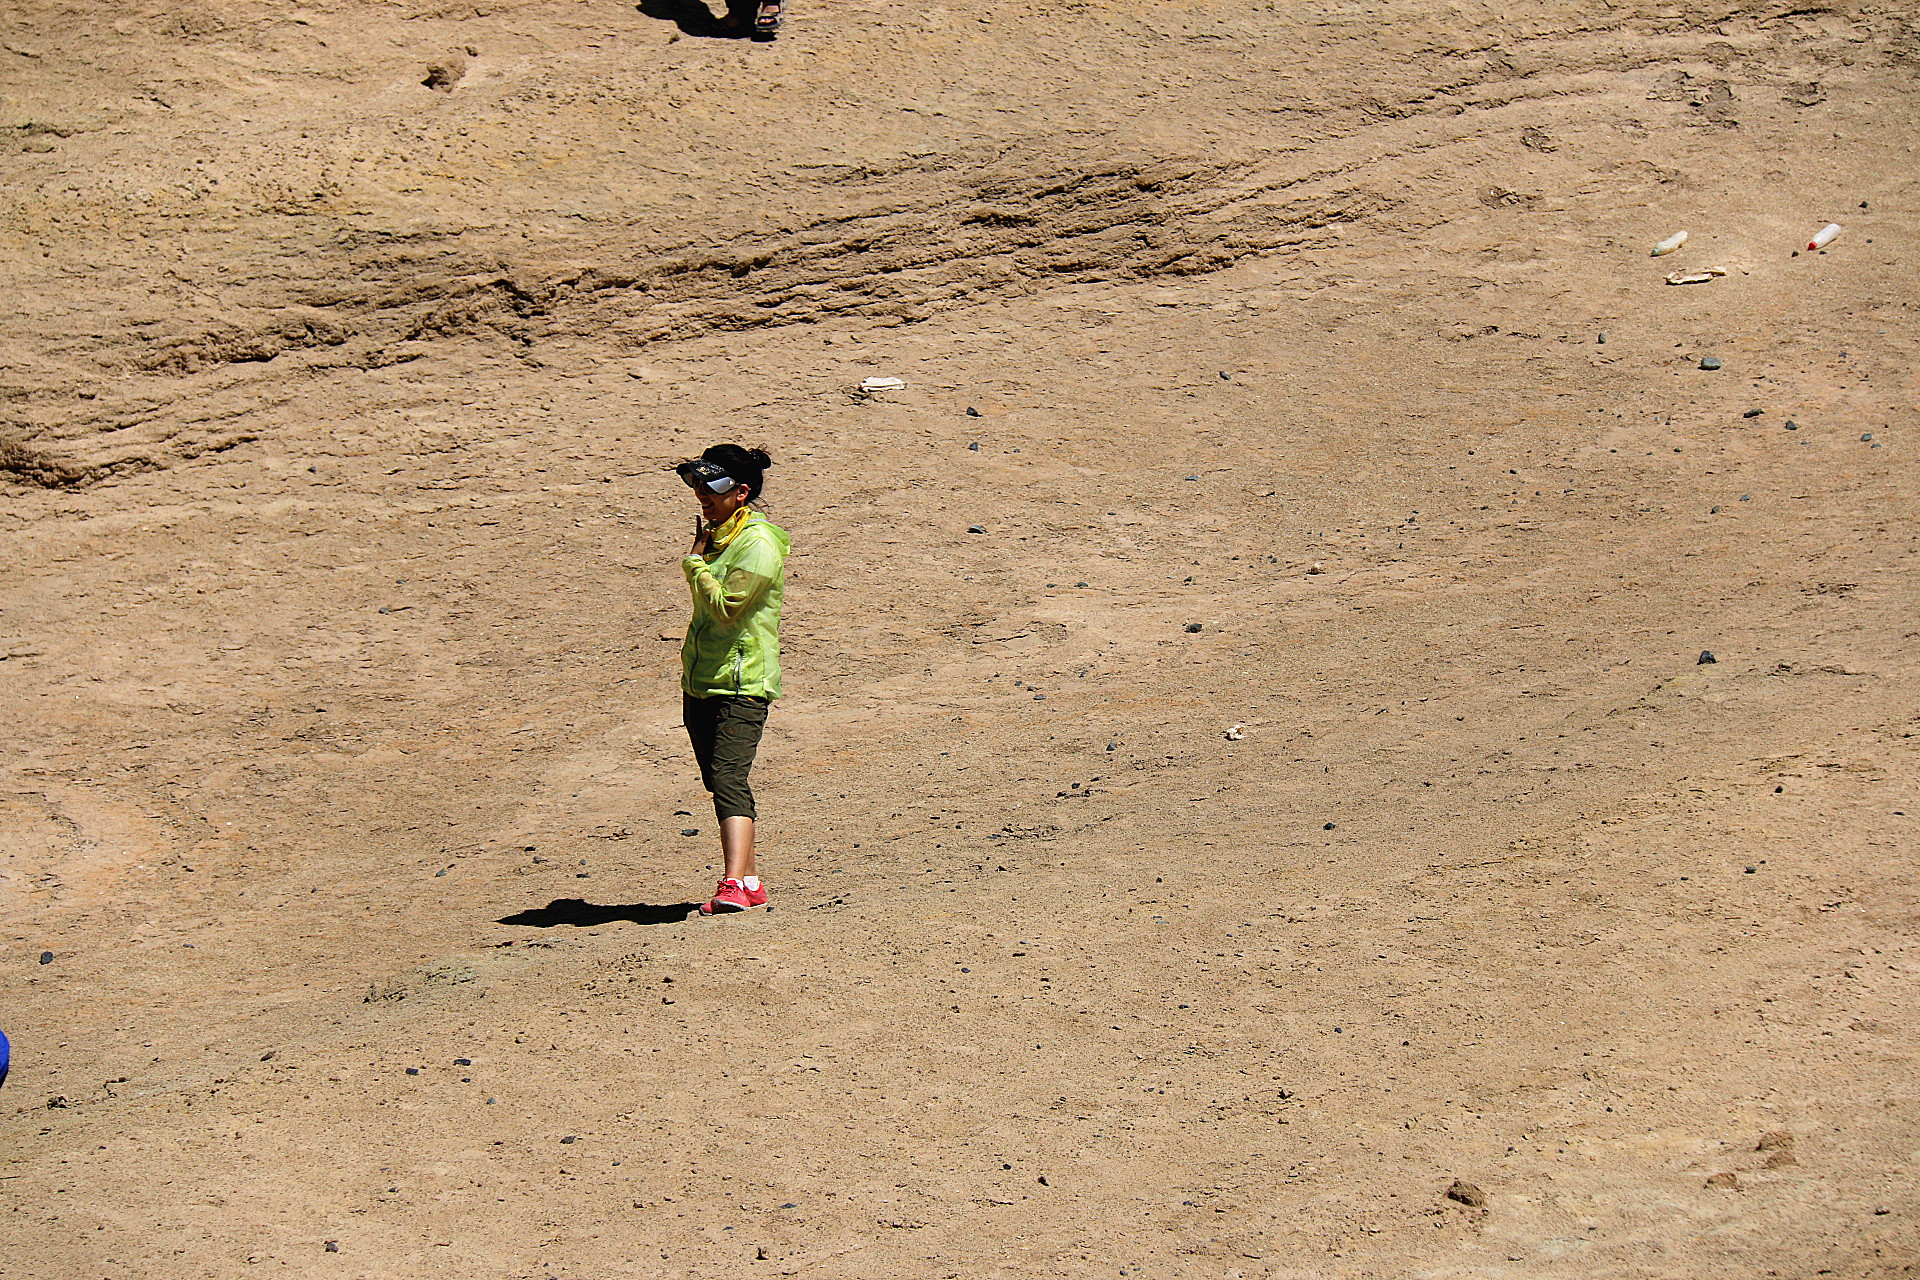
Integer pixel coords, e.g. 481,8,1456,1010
681,513,789,699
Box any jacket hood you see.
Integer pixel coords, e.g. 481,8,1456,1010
748,512,791,554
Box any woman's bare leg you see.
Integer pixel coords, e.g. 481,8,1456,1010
720,816,756,881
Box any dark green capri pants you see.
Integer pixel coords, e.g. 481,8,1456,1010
682,693,769,822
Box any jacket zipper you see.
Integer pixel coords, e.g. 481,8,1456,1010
732,648,744,695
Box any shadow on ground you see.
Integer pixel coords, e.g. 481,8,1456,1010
634,0,744,39
497,898,700,927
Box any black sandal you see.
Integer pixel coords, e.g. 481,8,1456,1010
751,0,783,40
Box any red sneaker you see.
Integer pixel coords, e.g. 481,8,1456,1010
699,878,766,915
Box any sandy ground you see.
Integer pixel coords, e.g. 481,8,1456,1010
3,1,1918,1276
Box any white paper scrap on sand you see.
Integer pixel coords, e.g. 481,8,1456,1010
859,377,906,393
1665,267,1728,285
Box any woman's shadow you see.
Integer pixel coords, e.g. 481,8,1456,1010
636,0,746,39
497,898,701,928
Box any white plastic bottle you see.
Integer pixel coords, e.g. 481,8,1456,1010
1808,223,1842,250
1651,230,1688,256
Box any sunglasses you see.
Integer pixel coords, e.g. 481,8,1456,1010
675,459,739,494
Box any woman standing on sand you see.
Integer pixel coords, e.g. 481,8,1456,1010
674,444,789,915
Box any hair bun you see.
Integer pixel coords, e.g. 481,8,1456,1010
747,448,773,470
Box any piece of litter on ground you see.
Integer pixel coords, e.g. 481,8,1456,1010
1664,268,1726,285
1651,230,1689,256
858,376,906,394
1224,724,1245,741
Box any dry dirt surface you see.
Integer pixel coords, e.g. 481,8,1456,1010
4,1,1919,1276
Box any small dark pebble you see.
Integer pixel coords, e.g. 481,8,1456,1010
1219,371,1231,380
1710,505,1722,514
1323,822,1336,830
39,951,53,965
435,868,447,877
560,1135,577,1144
968,525,985,534
1183,475,1199,481
757,1247,770,1260
966,407,980,417
1743,408,1763,418
405,1067,419,1075
1785,421,1798,431
1698,650,1716,664
324,1241,339,1253
1745,866,1757,873
454,1058,472,1066
1446,1180,1488,1208
1596,332,1606,344
781,1202,796,1209
680,828,699,837
1184,622,1203,633
1699,356,1723,370
1861,433,1873,442
1075,581,1088,587
1037,1175,1049,1186
1739,493,1752,501
1775,785,1784,793
1106,741,1117,751
378,606,390,614
968,442,979,452
1033,694,1046,700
